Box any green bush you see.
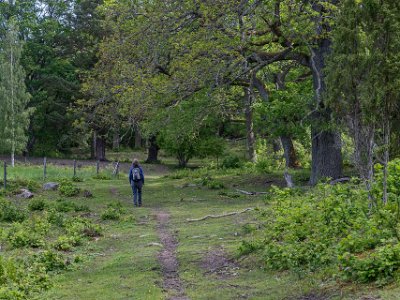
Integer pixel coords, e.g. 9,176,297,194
28,198,47,211
0,199,26,222
47,209,65,227
53,235,82,251
7,224,44,249
64,217,102,238
339,243,400,285
59,180,80,197
33,250,68,272
221,155,242,169
198,176,225,190
71,176,83,182
5,178,40,194
101,208,121,221
92,174,112,180
55,200,77,212
101,202,125,220
0,256,49,299
240,179,400,285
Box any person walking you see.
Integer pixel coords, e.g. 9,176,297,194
129,158,145,207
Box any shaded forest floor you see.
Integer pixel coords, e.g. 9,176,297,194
1,160,398,299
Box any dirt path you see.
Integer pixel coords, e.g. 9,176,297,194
155,210,189,300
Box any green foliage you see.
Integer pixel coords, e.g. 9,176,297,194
0,256,49,299
53,235,82,252
7,217,50,249
221,155,242,169
0,198,26,222
101,202,125,221
33,250,68,272
242,177,400,285
0,18,32,157
28,198,47,211
198,176,225,190
71,176,83,183
59,180,80,197
373,159,400,200
92,174,112,180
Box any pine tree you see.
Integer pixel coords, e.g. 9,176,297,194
0,18,31,167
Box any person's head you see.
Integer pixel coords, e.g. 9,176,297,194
132,158,139,167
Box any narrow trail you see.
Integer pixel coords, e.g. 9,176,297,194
155,210,189,300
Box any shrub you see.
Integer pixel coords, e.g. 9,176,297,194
240,180,400,285
198,176,225,190
6,217,50,249
92,174,111,180
53,235,82,251
59,180,80,197
47,209,65,227
0,256,49,299
0,199,26,222
28,198,47,211
33,250,68,272
55,200,77,212
221,155,242,169
64,218,102,238
101,208,121,221
71,176,83,182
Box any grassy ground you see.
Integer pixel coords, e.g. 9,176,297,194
0,162,398,299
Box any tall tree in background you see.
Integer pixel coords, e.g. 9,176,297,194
327,0,400,203
0,19,31,166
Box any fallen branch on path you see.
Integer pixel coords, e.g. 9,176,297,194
187,208,255,222
236,189,268,196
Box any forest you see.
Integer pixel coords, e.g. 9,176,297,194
1,0,400,299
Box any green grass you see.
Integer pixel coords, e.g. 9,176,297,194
0,162,395,299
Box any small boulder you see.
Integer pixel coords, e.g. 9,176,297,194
17,189,34,199
43,182,59,191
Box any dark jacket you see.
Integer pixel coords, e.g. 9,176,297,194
129,165,144,185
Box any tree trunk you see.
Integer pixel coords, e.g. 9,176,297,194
95,135,106,161
309,36,343,185
112,131,120,150
146,135,160,163
280,136,300,169
244,88,256,163
135,124,142,149
177,152,188,168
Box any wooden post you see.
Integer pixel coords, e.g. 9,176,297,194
113,162,120,178
3,161,6,190
43,157,47,180
96,160,100,175
73,160,77,177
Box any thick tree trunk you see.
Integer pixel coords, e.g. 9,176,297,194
94,134,106,161
310,123,342,185
280,136,300,169
244,88,256,162
146,135,160,163
309,36,343,185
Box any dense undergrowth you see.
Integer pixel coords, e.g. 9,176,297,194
241,159,400,286
0,177,124,299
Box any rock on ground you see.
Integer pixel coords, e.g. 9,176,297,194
43,182,59,191
17,189,34,199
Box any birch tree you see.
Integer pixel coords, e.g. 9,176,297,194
0,19,31,166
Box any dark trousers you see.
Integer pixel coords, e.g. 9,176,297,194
131,181,143,206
